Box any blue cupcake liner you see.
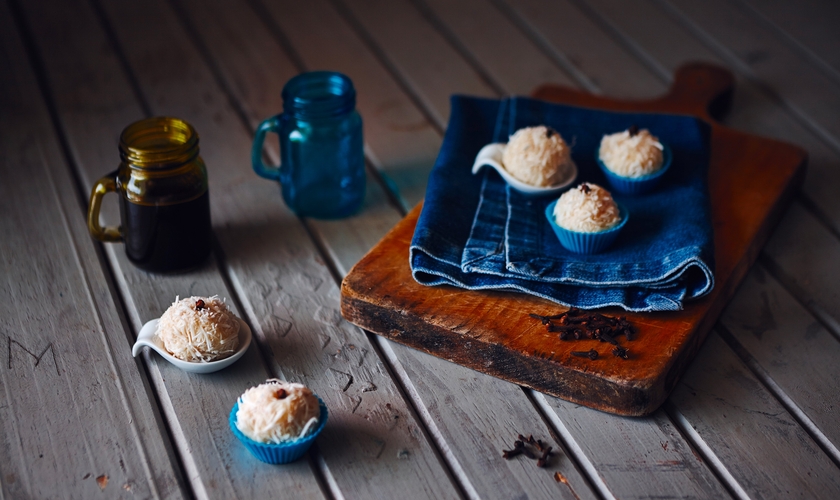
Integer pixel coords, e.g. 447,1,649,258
229,396,328,464
545,200,628,254
596,144,672,195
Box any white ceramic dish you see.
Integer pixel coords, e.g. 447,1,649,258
471,143,578,196
131,317,251,374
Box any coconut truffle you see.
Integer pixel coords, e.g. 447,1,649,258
235,380,321,444
501,126,576,187
156,296,240,362
599,126,664,178
553,183,621,233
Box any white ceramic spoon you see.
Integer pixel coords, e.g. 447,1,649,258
471,143,578,196
131,317,251,374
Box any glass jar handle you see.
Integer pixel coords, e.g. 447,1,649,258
251,116,282,181
87,171,122,242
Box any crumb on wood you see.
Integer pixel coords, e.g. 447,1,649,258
96,475,108,490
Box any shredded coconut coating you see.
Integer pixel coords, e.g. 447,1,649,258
553,183,621,233
599,128,664,178
236,380,321,444
501,126,576,187
156,296,240,362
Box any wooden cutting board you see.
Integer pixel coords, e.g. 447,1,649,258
340,63,807,416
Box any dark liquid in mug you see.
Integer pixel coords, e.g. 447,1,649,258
119,191,212,272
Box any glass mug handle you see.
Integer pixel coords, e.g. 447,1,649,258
251,116,282,181
87,171,122,242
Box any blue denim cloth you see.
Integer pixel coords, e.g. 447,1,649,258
410,96,715,311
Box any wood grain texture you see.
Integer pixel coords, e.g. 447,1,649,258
720,265,840,453
670,332,840,498
17,0,326,497
91,0,461,497
332,0,498,124
536,397,729,499
0,2,184,497
417,0,576,95
664,0,840,148
737,0,840,79
342,64,807,416
500,0,665,98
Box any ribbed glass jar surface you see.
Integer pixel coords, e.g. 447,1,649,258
278,72,365,218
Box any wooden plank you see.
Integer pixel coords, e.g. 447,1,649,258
84,0,462,497
0,2,184,497
763,203,840,331
720,265,840,455
586,0,840,231
736,0,840,81
416,0,576,95
182,0,597,497
669,332,840,497
536,399,729,499
16,0,326,498
331,0,498,122
664,0,840,151
500,0,666,98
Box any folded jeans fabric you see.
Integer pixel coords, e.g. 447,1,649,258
410,95,715,311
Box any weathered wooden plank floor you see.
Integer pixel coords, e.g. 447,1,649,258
1,0,838,498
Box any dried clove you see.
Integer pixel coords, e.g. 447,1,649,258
530,313,565,325
195,299,206,310
537,446,553,468
501,449,522,459
612,345,630,359
580,184,591,194
274,388,288,399
628,124,639,136
595,330,619,346
571,349,599,360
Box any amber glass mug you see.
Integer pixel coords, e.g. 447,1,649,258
87,117,212,272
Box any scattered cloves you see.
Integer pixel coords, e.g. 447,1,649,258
503,435,555,466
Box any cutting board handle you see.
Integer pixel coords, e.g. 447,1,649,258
533,62,735,123
654,63,734,121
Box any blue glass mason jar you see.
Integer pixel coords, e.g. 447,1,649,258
251,72,365,218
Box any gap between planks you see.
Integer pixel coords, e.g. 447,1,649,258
715,322,840,469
